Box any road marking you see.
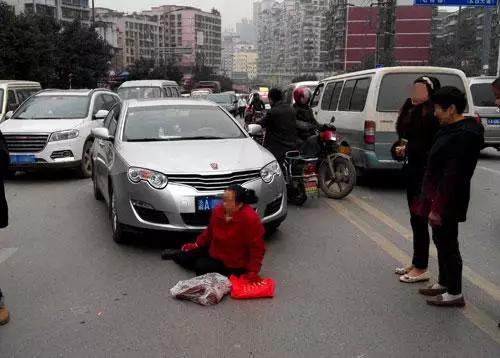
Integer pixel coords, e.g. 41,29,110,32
0,248,17,264
325,199,500,345
478,166,500,176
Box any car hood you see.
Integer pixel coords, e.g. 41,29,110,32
0,118,84,134
118,138,275,174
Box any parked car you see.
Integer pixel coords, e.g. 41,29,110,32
282,81,319,105
310,66,473,173
0,80,41,122
91,98,287,243
468,76,499,150
206,93,239,115
117,80,180,100
0,89,120,177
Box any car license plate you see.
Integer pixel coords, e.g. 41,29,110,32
487,118,500,125
10,154,36,165
305,179,319,198
196,196,223,212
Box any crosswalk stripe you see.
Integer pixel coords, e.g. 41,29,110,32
0,248,17,265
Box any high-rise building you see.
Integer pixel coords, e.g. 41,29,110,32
233,51,258,80
236,18,256,44
5,0,91,23
222,33,239,77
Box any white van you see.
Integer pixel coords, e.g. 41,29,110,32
283,81,319,105
117,80,180,100
310,67,473,172
0,81,41,122
468,76,499,150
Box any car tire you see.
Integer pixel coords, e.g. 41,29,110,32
109,190,127,244
92,165,103,201
265,223,280,236
78,141,93,178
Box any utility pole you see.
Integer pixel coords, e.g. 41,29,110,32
482,8,492,75
374,0,395,67
92,0,95,27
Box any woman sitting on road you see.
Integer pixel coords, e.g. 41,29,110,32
162,185,266,280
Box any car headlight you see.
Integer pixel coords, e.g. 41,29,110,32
49,129,79,142
128,167,168,189
261,161,281,183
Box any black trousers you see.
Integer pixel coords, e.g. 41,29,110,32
432,220,462,295
0,288,4,305
174,248,246,277
238,107,245,118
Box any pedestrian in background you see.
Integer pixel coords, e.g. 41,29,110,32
392,76,441,283
491,77,500,326
238,95,247,118
0,129,10,325
415,86,484,307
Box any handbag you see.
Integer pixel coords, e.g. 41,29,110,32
229,275,275,299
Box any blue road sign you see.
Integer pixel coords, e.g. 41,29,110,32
415,0,496,6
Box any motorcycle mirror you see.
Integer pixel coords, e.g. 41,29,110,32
247,124,263,136
330,116,336,124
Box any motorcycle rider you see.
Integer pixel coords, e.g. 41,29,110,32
293,87,321,157
245,92,266,124
258,88,298,161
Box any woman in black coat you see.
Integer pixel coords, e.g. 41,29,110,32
0,130,8,229
392,76,441,283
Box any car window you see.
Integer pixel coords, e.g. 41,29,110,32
311,84,324,107
7,90,18,110
377,73,468,112
123,105,245,142
321,83,336,111
16,90,30,103
93,95,107,115
0,90,3,111
207,94,232,104
471,82,496,107
118,87,162,100
172,87,180,97
104,104,120,136
166,87,173,97
338,80,356,111
329,82,344,110
103,94,118,110
349,78,371,112
284,88,293,104
13,95,90,119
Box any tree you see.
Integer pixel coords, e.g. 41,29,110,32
127,58,183,83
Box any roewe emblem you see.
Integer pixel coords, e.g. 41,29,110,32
210,163,219,170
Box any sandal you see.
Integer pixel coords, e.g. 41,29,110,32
395,265,413,275
399,271,431,283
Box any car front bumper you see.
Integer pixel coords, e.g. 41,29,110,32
112,172,287,233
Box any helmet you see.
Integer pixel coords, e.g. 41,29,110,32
293,87,312,106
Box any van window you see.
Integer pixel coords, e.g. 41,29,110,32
311,84,324,107
338,80,356,111
321,83,336,110
0,90,3,111
284,88,293,104
330,82,343,110
103,94,118,110
171,87,180,97
350,78,371,112
377,73,467,112
471,83,496,107
7,90,18,111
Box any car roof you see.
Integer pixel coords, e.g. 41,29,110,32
125,98,219,108
291,81,319,87
321,66,467,83
36,89,115,97
468,76,496,85
0,80,41,86
119,80,178,88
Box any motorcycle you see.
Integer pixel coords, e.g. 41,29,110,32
244,110,265,145
281,150,319,206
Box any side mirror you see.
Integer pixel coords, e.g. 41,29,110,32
94,109,109,120
330,116,336,124
247,124,263,136
5,111,13,120
92,127,113,141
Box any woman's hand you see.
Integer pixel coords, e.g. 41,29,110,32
395,145,406,158
181,242,199,252
428,211,442,228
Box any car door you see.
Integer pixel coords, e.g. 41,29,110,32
94,106,115,191
100,104,120,202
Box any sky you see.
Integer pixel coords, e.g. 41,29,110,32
94,0,254,30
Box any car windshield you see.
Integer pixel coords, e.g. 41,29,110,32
118,87,162,100
377,73,467,112
207,94,232,104
13,95,90,119
123,105,245,142
0,89,3,113
471,82,496,107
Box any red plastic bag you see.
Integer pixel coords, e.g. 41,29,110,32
229,275,275,299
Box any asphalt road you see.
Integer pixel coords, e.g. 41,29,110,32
1,150,500,357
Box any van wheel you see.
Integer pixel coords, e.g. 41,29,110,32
78,141,93,178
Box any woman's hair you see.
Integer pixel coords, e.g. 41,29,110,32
227,185,258,205
414,76,441,97
268,88,283,103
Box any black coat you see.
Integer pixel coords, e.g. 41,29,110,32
259,101,298,160
293,103,319,141
418,118,484,222
0,130,9,228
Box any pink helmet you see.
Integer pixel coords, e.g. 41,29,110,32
293,86,312,105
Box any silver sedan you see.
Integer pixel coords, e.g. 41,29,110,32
91,98,287,243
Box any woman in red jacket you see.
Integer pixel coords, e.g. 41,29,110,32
163,185,266,279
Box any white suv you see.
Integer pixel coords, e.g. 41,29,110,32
0,89,120,177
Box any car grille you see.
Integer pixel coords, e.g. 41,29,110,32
181,213,211,227
168,170,261,192
3,134,49,153
264,197,282,217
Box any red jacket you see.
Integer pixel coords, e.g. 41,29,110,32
196,204,266,273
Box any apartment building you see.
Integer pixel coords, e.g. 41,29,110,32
233,51,258,80
6,0,90,23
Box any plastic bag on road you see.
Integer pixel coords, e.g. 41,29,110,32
170,273,232,306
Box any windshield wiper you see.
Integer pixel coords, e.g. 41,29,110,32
127,138,174,142
182,136,225,140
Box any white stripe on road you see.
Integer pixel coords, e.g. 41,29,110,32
478,166,500,176
0,248,17,265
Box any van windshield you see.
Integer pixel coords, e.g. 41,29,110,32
118,87,162,100
471,83,496,107
377,73,467,112
0,89,3,113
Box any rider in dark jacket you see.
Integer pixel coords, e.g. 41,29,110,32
259,88,298,161
293,87,319,142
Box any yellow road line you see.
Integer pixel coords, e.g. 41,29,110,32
350,194,500,303
325,199,500,346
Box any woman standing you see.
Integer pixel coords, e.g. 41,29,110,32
393,76,441,283
0,129,10,325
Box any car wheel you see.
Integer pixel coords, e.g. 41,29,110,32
265,223,280,236
78,141,93,178
110,190,127,244
92,164,103,201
